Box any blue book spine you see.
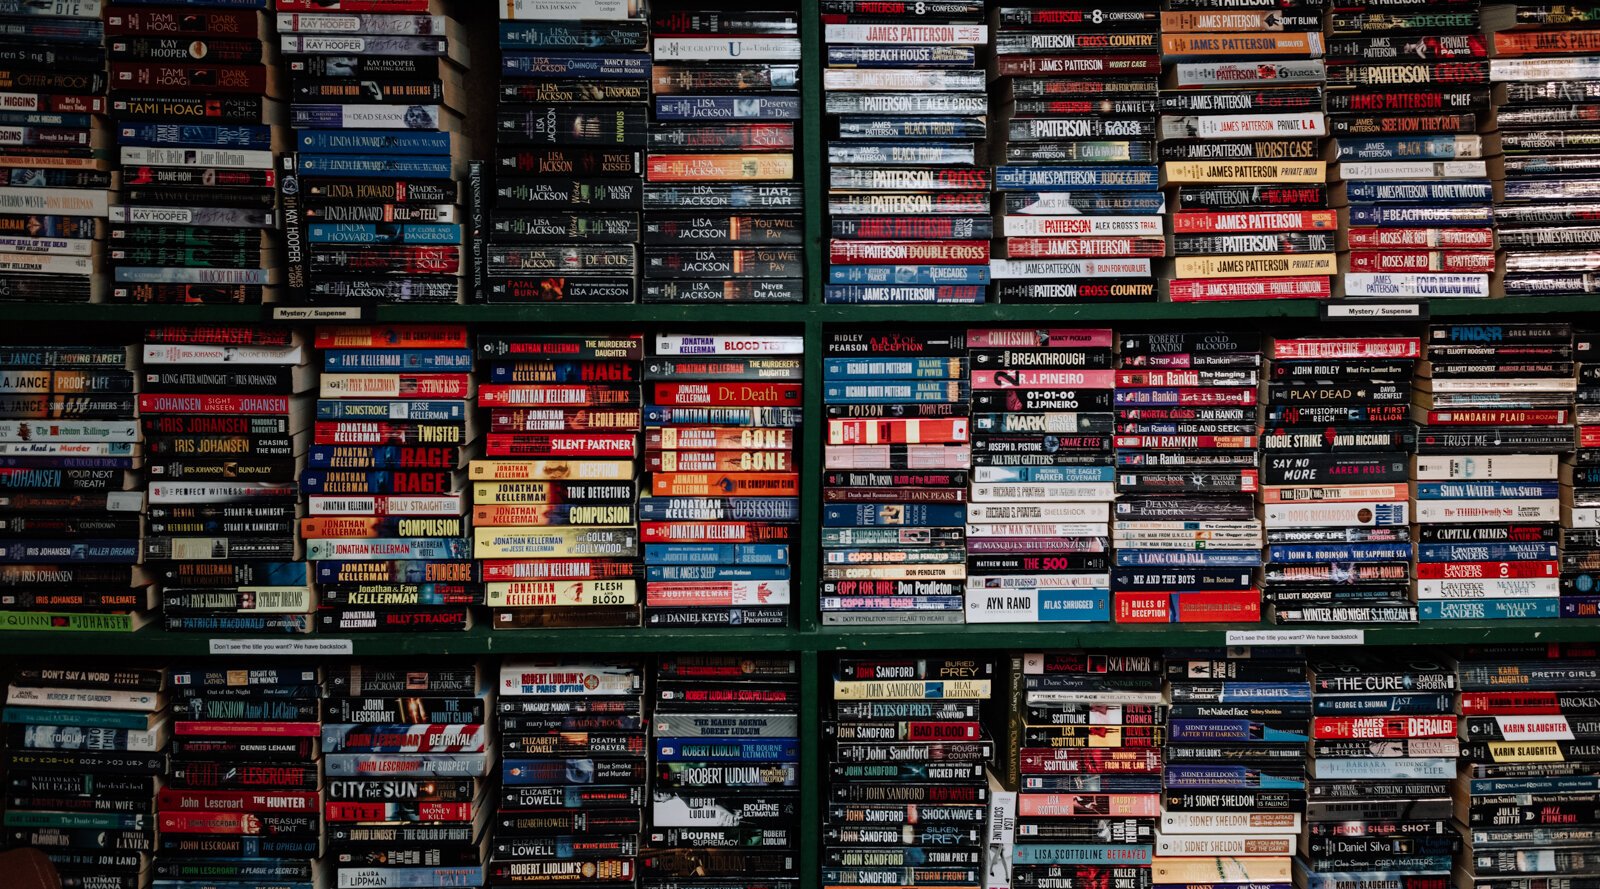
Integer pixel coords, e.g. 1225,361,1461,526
296,155,453,178
306,445,410,469
823,357,965,380
823,504,966,527
1167,720,1309,743
643,543,790,565
981,465,1116,483
1210,683,1313,703
501,52,651,79
1012,844,1154,866
296,129,453,155
1340,179,1494,204
645,565,791,581
1417,542,1559,562
655,738,800,762
1037,592,1112,622
1311,693,1455,715
1420,598,1559,620
1345,204,1494,226
823,285,985,304
824,382,970,404
653,96,801,120
1414,481,1560,499
1115,550,1262,568
637,498,800,522
308,869,482,888
314,560,470,585
994,165,1160,191
315,399,467,421
1266,543,1414,563
829,264,991,285
1,706,154,729
0,540,137,562
1163,765,1306,789
307,222,462,244
0,111,88,128
1334,136,1476,160
118,124,270,149
322,350,473,371
1470,776,1600,794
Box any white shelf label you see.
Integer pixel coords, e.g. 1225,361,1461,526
1225,630,1364,646
209,638,354,656
271,306,364,321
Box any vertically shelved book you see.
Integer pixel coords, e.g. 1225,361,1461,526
106,5,281,306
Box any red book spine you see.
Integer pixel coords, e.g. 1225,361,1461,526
1173,590,1261,623
1311,716,1457,740
486,433,639,458
1167,276,1330,301
109,63,267,94
1271,338,1422,359
1171,210,1336,234
1344,227,1495,249
156,789,318,812
650,382,803,406
105,9,264,36
828,240,989,264
1114,591,1171,623
1413,560,1557,579
827,418,970,445
1345,250,1497,273
312,325,469,349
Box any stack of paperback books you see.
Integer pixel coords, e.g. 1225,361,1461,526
155,665,322,889
821,329,970,625
0,1,107,303
966,328,1114,623
303,324,474,634
1111,332,1263,624
323,668,491,887
1158,1,1333,303
647,654,800,889
643,334,801,629
474,333,643,630
1302,652,1460,889
1327,5,1495,302
1566,331,1600,616
1156,648,1307,889
1413,322,1576,621
487,2,648,304
1157,650,1303,849
988,2,1162,305
280,8,471,306
1260,336,1418,626
1488,7,1600,298
822,18,991,305
141,325,311,634
0,342,147,632
1455,645,1600,887
1007,652,1160,884
3,665,168,885
646,5,803,304
492,659,646,887
105,4,279,306
824,656,994,889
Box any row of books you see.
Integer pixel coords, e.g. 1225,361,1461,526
0,655,802,888
10,320,1600,630
821,322,1591,625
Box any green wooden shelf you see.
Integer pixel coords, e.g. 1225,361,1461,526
14,295,1600,325
2,619,1596,657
